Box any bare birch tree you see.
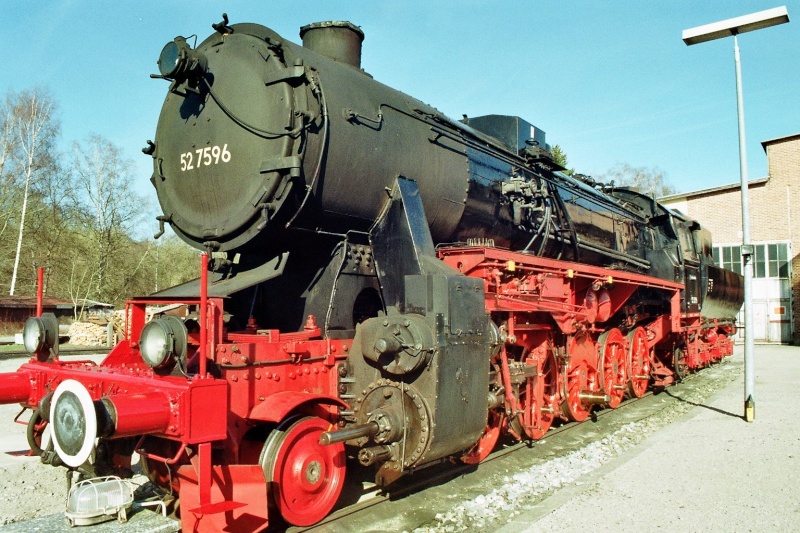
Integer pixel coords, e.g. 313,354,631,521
70,135,145,302
7,89,59,295
0,95,17,241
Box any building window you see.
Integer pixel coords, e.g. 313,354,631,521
754,244,766,278
718,245,742,275
768,243,789,278
715,243,789,279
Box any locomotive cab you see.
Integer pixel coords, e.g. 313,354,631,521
671,212,742,321
675,217,703,313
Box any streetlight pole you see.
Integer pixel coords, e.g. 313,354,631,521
683,6,789,422
732,32,756,423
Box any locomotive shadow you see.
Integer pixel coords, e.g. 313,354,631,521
660,389,741,419
331,455,481,512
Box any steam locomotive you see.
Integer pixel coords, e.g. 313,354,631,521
0,15,743,531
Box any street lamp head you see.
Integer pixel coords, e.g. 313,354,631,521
683,6,789,45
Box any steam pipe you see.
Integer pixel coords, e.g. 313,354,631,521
100,392,172,438
0,372,32,404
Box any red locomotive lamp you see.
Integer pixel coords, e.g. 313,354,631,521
0,14,742,532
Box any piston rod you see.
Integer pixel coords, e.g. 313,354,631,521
578,391,611,405
319,421,379,445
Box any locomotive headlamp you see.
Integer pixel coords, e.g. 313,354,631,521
23,318,46,353
157,37,206,81
23,313,59,361
157,38,188,78
139,316,188,370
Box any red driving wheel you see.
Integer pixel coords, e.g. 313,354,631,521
515,351,558,440
599,328,626,409
261,416,346,526
563,334,598,422
626,327,650,398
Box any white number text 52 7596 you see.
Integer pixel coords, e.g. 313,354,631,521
180,145,231,171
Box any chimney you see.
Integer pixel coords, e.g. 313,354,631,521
300,21,364,69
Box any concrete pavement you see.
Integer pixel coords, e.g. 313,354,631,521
509,344,800,532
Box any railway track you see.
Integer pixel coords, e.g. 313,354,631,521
288,360,740,532
287,403,638,532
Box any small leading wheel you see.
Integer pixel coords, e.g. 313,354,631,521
674,346,690,381
626,327,650,398
461,409,504,464
529,351,558,439
260,416,346,527
141,437,185,494
599,328,627,409
512,351,558,440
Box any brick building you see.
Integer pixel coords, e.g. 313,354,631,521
660,133,800,344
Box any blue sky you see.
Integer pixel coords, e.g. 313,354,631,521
3,1,798,210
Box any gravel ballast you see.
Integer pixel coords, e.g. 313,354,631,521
419,352,744,532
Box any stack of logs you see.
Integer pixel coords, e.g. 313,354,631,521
68,311,126,346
